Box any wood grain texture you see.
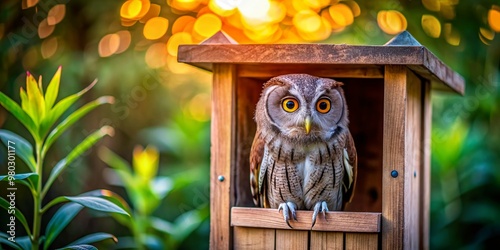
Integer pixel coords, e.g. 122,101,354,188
420,82,432,250
404,70,422,249
345,233,379,250
382,65,407,250
233,227,275,250
210,64,236,249
237,64,383,79
234,77,262,207
231,207,381,233
275,230,308,250
177,44,464,94
310,231,344,250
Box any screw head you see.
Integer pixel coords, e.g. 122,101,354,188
391,170,399,178
218,175,225,182
414,171,417,178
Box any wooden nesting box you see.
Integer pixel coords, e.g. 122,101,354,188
178,31,464,250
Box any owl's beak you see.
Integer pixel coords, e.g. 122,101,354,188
304,117,311,134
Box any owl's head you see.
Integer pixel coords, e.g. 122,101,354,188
256,74,348,143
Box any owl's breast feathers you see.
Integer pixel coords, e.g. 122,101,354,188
250,127,357,210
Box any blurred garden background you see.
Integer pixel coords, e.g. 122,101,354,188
0,0,499,249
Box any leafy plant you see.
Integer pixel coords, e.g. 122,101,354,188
99,145,207,250
0,67,130,250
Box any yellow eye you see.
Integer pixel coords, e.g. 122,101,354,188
282,98,299,112
316,98,331,113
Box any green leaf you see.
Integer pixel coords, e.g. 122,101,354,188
0,197,31,235
67,233,117,246
16,236,32,250
43,195,129,217
44,203,84,250
45,66,62,111
79,189,132,227
0,129,36,172
0,173,38,192
20,87,29,114
0,232,22,250
25,72,45,124
98,147,136,191
41,96,114,155
65,196,129,215
0,92,37,141
57,244,97,250
98,147,132,173
42,126,114,197
38,79,97,140
79,189,132,214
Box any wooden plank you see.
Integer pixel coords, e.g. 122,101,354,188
237,64,384,79
420,82,432,250
310,232,343,250
233,227,275,249
276,230,308,250
345,233,379,250
234,77,261,207
210,64,236,250
423,49,465,94
404,70,422,249
177,44,464,94
382,65,407,250
231,207,381,233
178,44,425,65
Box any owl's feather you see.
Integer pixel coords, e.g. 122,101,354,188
250,128,270,208
250,74,357,219
342,132,357,205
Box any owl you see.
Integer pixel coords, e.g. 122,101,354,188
250,74,357,228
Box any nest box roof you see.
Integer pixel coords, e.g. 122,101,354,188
178,31,464,95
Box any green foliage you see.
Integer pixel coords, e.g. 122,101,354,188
99,146,208,249
0,68,129,250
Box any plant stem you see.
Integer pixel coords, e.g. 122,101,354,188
132,212,145,250
32,142,43,250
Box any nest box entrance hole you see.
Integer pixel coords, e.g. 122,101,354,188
232,65,385,214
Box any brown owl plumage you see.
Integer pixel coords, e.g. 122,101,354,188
250,74,357,228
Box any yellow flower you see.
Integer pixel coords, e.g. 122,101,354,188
133,145,159,183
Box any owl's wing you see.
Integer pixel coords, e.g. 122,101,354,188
250,128,270,208
342,131,357,204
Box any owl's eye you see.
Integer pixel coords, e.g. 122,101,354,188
282,98,299,112
316,98,331,113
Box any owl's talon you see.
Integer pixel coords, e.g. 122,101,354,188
311,201,329,228
278,202,298,228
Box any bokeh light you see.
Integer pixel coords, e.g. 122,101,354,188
38,19,55,39
377,10,407,35
443,23,460,46
115,30,132,54
140,3,161,23
143,17,169,40
145,42,168,68
422,14,441,38
47,4,66,25
489,6,500,32
119,0,363,49
422,0,440,12
193,14,222,41
167,32,193,56
22,0,39,9
186,93,211,122
99,33,121,57
41,37,58,59
479,27,495,45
